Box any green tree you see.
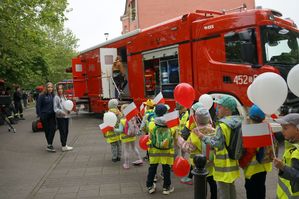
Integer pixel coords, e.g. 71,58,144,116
0,0,78,89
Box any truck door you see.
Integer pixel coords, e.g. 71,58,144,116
99,48,117,98
72,58,87,98
86,57,101,97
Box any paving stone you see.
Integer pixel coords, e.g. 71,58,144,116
79,185,100,191
120,183,142,194
34,192,56,199
58,186,79,193
54,193,77,199
77,189,99,198
38,187,59,194
100,184,121,196
66,168,86,177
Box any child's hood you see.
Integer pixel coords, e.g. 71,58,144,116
219,115,243,129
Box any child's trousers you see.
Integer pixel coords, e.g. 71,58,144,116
123,141,142,165
111,141,122,160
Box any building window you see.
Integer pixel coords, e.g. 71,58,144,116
224,28,258,64
130,0,136,21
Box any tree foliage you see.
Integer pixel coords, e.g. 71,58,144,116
0,0,78,89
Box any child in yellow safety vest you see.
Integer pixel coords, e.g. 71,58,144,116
196,96,242,199
239,105,273,199
178,107,217,199
105,99,122,162
114,104,143,169
146,104,175,195
180,102,204,141
273,113,299,199
140,99,156,161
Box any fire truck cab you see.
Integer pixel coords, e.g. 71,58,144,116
71,7,299,116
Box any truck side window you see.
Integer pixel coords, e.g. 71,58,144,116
224,28,258,64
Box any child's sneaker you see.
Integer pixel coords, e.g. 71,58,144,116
46,145,56,152
62,145,73,152
147,183,156,194
132,159,143,165
123,163,130,169
162,186,174,195
180,177,193,185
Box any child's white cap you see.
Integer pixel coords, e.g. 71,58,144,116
275,113,299,129
108,99,119,109
195,107,211,126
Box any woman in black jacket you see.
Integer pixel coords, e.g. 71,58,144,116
37,82,56,152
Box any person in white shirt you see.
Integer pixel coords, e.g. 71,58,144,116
53,84,73,152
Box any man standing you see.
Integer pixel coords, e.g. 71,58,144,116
13,86,24,120
196,96,242,199
22,91,28,109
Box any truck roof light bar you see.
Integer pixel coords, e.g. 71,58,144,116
222,3,247,14
195,9,224,17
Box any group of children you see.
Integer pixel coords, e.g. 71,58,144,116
101,96,299,199
103,99,143,168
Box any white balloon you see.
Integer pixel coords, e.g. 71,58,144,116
198,94,213,110
287,64,299,97
63,100,74,111
250,72,288,114
247,84,254,103
103,112,117,127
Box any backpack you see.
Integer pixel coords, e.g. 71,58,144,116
221,123,245,160
151,126,173,150
124,117,139,136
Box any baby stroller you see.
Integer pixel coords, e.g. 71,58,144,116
0,96,16,133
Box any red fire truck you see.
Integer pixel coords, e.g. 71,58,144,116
57,79,74,99
71,6,299,116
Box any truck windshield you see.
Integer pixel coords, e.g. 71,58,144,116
261,25,299,66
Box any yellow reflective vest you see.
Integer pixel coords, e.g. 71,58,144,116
186,120,196,131
276,144,299,199
179,111,189,131
148,121,175,165
120,118,137,143
103,127,120,144
213,123,240,183
188,131,213,177
243,148,272,179
103,109,121,144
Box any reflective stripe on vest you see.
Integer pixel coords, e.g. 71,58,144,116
215,154,229,160
104,134,119,139
121,134,135,139
277,178,299,199
214,165,239,172
148,153,174,158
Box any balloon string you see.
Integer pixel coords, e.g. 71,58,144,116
268,123,277,159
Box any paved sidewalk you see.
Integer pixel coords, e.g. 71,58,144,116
0,108,279,199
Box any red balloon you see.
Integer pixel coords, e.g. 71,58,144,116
172,156,191,177
174,83,195,108
139,135,149,151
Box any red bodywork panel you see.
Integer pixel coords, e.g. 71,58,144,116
71,9,298,113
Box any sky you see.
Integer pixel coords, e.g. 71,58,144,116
64,0,299,52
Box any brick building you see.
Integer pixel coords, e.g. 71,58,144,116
121,0,255,34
